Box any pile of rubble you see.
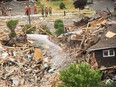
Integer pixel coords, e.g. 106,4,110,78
0,58,43,86
57,9,115,66
0,7,116,86
0,43,58,87
0,15,70,86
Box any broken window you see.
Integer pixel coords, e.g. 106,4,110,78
103,49,115,57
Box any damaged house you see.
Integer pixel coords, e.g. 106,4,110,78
87,24,116,68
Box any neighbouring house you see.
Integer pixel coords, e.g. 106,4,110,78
87,24,116,68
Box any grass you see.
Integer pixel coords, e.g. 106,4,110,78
36,0,95,17
37,0,74,12
36,0,44,12
50,1,73,9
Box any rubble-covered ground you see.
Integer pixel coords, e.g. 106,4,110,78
0,14,78,86
0,0,116,86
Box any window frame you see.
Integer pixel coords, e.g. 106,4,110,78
103,49,115,57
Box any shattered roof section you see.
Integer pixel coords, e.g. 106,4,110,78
87,24,116,52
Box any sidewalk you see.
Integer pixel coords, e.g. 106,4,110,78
0,14,40,19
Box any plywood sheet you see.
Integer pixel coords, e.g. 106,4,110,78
33,48,43,61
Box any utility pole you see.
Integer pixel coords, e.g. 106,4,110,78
27,0,31,25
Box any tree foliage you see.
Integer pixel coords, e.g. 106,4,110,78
59,62,102,87
73,0,87,9
23,24,36,34
6,19,18,38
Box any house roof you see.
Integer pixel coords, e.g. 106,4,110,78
87,24,116,52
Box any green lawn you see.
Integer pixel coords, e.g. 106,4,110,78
37,0,74,11
36,0,95,17
50,0,73,9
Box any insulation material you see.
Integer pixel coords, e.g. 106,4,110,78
105,31,116,38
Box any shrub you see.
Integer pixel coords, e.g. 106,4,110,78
6,19,18,38
9,31,16,39
54,19,64,29
55,27,65,36
23,24,36,34
59,62,102,87
59,2,66,9
54,19,65,36
6,19,18,31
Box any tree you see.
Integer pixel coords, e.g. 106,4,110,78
59,62,102,87
73,0,87,9
6,19,18,38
